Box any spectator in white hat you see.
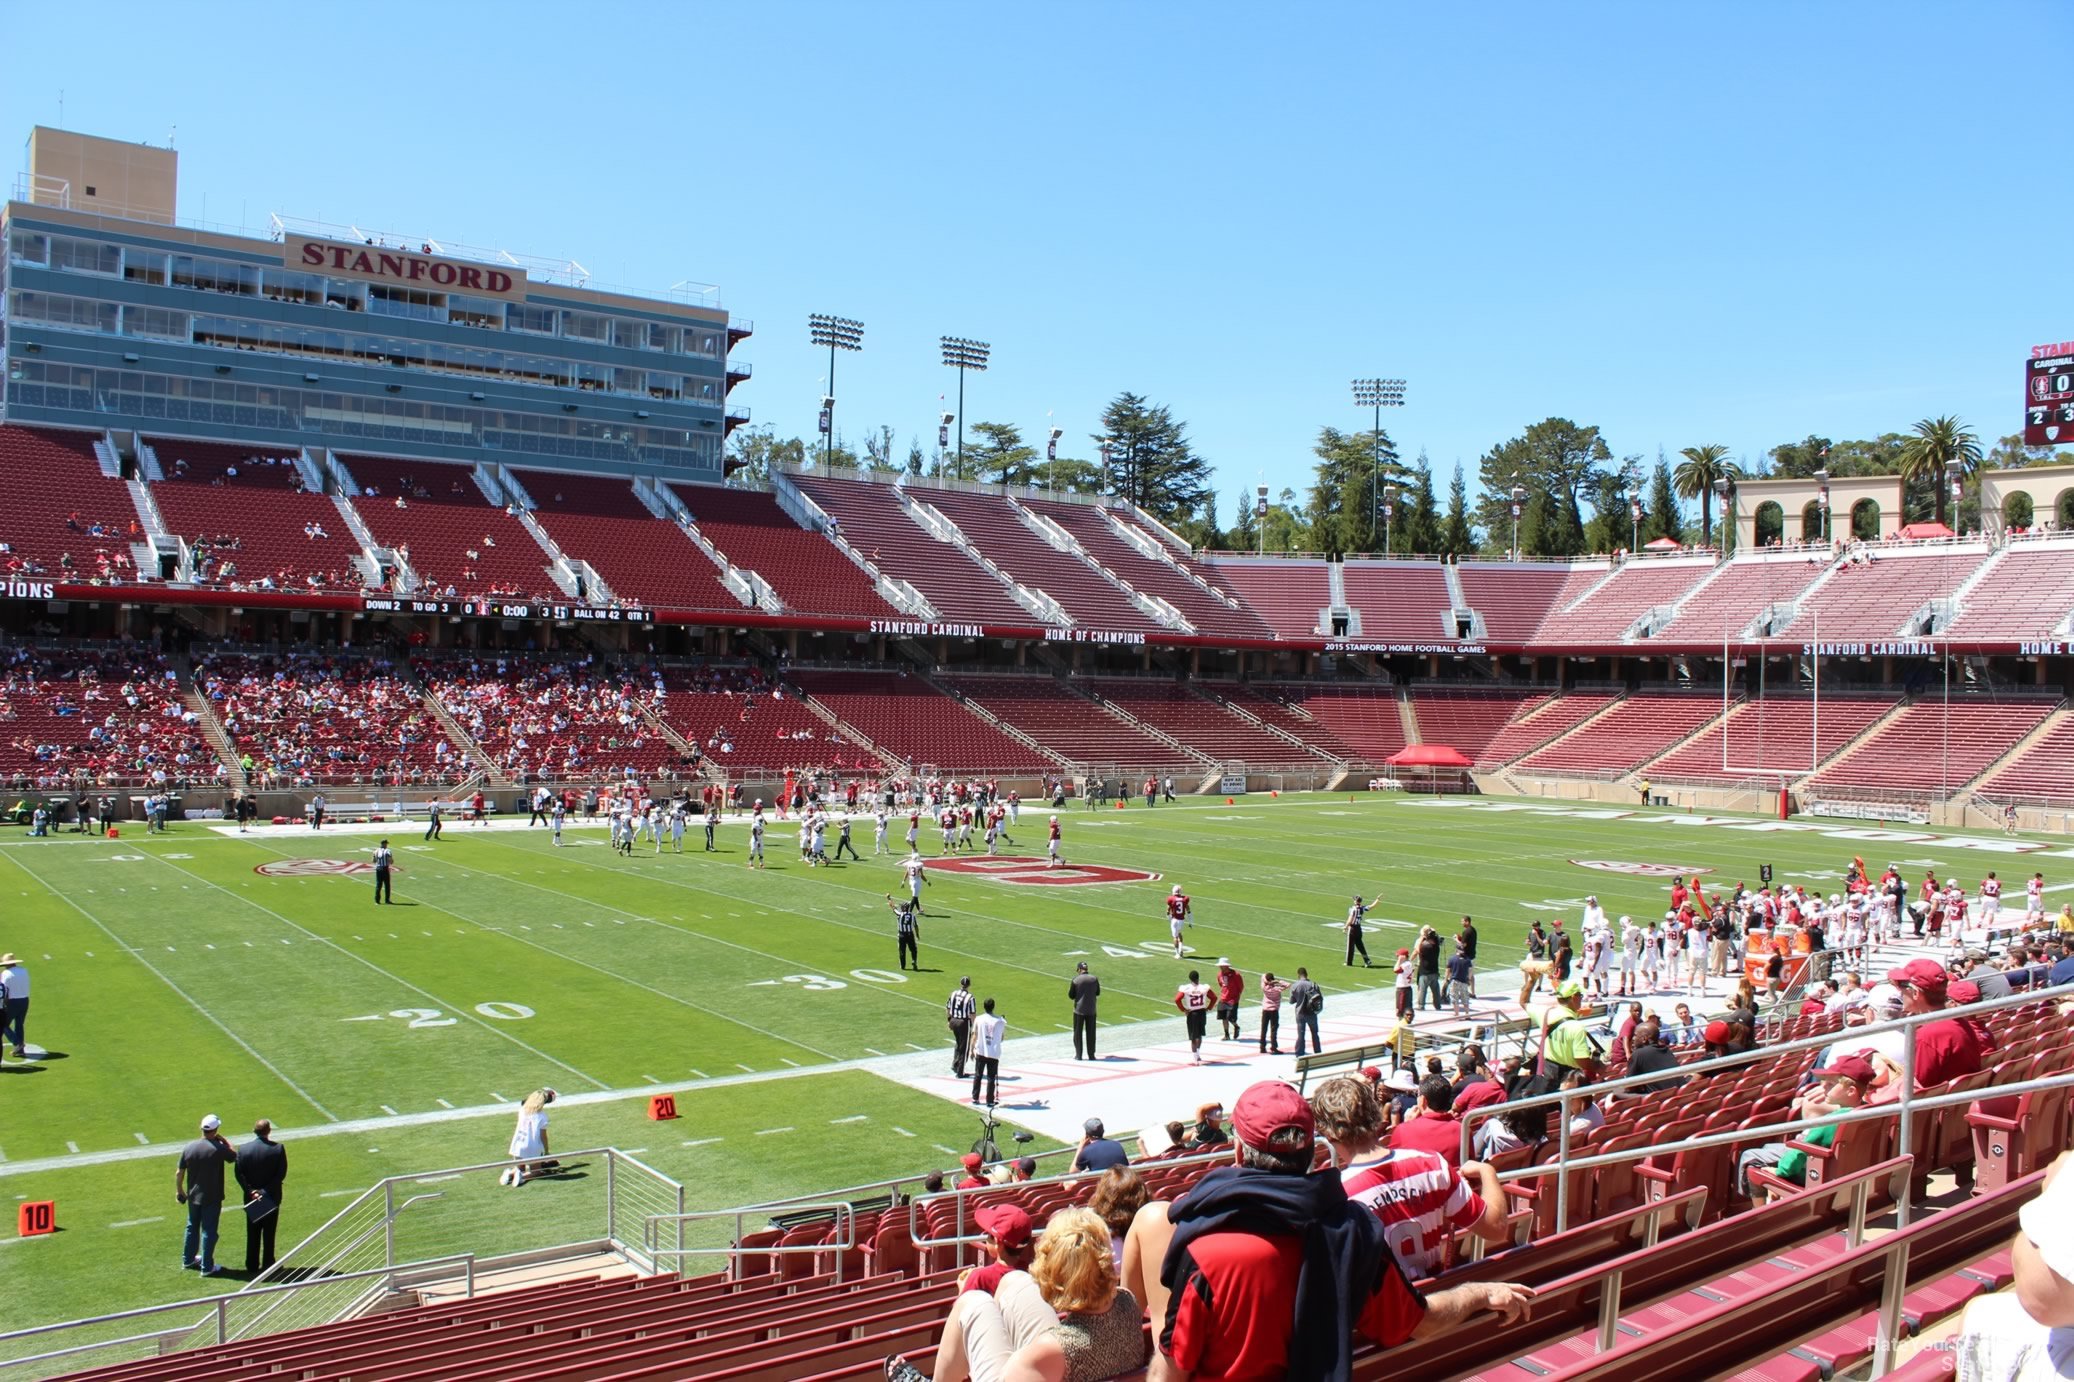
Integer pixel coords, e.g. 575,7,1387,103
174,1113,235,1275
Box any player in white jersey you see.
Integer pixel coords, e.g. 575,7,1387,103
1007,791,1020,827
1618,916,1640,996
1840,904,1866,966
1684,921,1709,995
1581,930,1606,1000
2026,871,2046,923
747,809,766,868
903,852,929,911
631,804,650,847
874,809,890,855
984,815,1000,856
669,802,687,853
550,799,566,846
1639,919,1663,989
1978,872,2003,937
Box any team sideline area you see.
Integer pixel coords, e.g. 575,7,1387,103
0,792,2070,1379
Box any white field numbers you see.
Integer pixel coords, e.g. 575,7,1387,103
360,1002,538,1028
745,969,911,991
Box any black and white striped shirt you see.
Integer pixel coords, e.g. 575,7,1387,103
946,988,976,1024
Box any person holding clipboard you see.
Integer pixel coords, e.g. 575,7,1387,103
234,1119,287,1275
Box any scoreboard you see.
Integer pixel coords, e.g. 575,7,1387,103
2028,340,2074,447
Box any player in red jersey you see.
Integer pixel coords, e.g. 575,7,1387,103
1167,885,1193,957
1047,814,1062,868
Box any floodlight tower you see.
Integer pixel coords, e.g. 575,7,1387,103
1351,378,1406,547
939,336,991,476
807,314,864,467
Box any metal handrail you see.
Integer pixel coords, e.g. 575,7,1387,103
641,1202,857,1280
0,1254,475,1373
227,1190,443,1342
1461,983,2069,1231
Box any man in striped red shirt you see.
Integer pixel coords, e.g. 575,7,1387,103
1310,1075,1511,1279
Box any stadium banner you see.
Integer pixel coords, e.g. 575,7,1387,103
285,235,529,302
22,579,2074,661
1805,800,1931,825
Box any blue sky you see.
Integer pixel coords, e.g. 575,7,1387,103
6,2,2066,524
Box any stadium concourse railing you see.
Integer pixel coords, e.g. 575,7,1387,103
640,1146,1235,1278
0,1147,682,1376
1458,984,2074,1233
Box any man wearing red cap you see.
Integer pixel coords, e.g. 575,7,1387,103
1152,1080,1530,1382
956,1151,988,1191
1875,959,1989,1095
1734,1054,1875,1200
961,1202,1036,1294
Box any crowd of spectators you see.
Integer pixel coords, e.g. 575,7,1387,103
419,653,682,781
196,650,462,788
0,645,220,788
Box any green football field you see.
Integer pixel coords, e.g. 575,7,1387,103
0,792,2062,1340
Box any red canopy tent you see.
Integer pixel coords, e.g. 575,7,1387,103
1387,744,1472,768
1642,536,1683,551
1897,521,1955,540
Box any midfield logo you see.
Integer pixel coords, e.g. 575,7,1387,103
928,855,1161,886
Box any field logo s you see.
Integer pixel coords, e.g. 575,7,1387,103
1569,861,1716,878
928,855,1161,887
255,859,377,877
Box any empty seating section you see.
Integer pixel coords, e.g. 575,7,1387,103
671,484,893,618
1516,693,1722,775
1455,563,1575,642
0,425,143,583
1407,687,1548,763
1943,543,2074,638
419,656,678,780
1086,680,1326,764
1340,561,1455,639
785,670,1050,773
1255,685,1408,765
1537,559,1712,642
1813,697,2056,797
942,675,1196,767
197,651,459,786
1204,683,1362,760
789,474,1030,624
1474,691,1615,767
342,456,559,601
513,470,735,611
1027,500,1272,638
1210,558,1331,636
1778,548,1989,638
0,646,217,787
1655,556,1825,641
1980,713,2074,804
922,490,1153,631
659,666,879,775
1644,694,1899,783
147,437,365,594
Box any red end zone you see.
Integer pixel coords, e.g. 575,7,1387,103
926,856,1160,886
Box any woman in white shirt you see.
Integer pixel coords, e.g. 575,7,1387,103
504,1088,556,1185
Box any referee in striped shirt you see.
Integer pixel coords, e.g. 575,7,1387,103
945,977,976,1079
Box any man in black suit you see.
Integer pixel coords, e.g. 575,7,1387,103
235,1119,288,1275
1068,962,1101,1060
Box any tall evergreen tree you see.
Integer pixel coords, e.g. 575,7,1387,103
1305,425,1405,555
1094,392,1211,520
1440,463,1476,557
1641,452,1685,545
962,421,1040,488
1399,453,1440,555
1474,418,1610,557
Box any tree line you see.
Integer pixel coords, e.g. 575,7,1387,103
728,397,2060,558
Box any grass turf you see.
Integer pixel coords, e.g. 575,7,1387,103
0,792,2057,1339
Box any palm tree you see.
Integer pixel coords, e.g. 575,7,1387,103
1899,416,1982,530
1673,445,1741,547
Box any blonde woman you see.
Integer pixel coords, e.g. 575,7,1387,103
887,1207,1146,1382
501,1089,556,1186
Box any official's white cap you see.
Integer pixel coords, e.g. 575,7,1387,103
200,1114,221,1132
